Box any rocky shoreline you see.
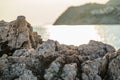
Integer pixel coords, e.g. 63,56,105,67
0,16,120,80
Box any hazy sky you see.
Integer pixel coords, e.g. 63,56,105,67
0,0,109,25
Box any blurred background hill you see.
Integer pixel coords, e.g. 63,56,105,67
54,0,120,25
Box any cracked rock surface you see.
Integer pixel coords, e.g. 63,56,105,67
0,16,120,80
0,16,42,56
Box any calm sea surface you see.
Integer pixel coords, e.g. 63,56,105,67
33,25,120,49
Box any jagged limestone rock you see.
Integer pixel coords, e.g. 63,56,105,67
0,16,42,56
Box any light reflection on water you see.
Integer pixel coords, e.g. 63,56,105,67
95,25,120,49
33,25,120,49
46,25,101,46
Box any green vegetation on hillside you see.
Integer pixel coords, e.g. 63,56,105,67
54,0,120,25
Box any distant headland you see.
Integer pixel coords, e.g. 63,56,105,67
54,0,120,25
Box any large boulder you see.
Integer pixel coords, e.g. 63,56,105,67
78,40,115,60
81,58,108,80
105,50,120,80
0,54,37,80
0,16,42,56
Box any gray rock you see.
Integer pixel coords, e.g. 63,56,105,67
12,49,26,56
78,40,115,60
0,62,37,80
14,70,37,80
61,63,77,80
37,39,57,55
44,56,65,80
106,53,120,80
81,57,108,80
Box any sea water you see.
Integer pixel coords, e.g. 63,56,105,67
33,25,120,49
